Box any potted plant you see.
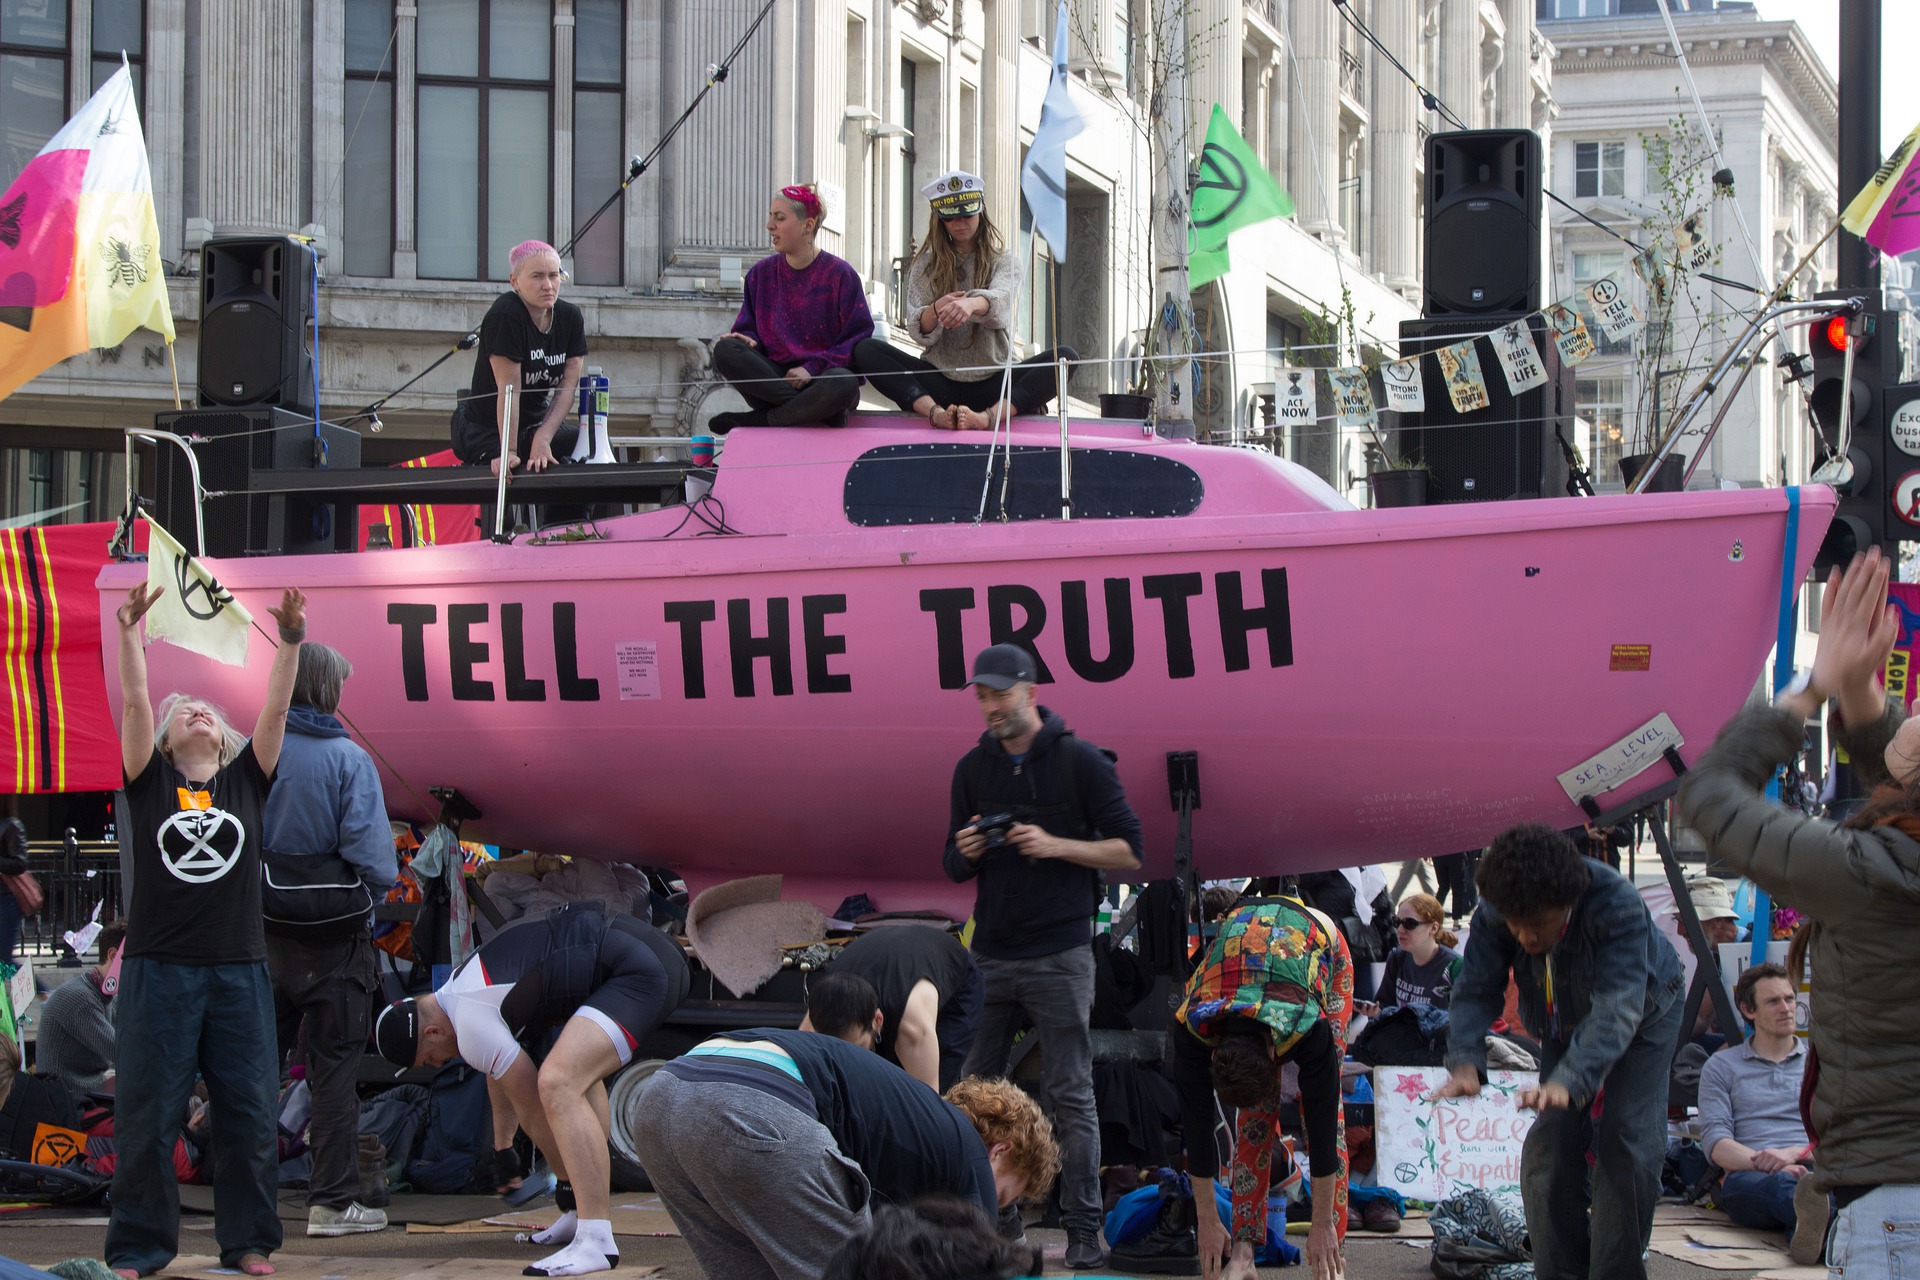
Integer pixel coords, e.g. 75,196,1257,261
1366,443,1431,508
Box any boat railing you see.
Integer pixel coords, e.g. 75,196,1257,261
122,427,207,557
1634,297,1857,493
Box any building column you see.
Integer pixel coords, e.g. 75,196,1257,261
553,3,576,257
148,0,186,264
627,3,658,290
1438,0,1479,133
801,0,849,258
1266,49,1288,182
1497,0,1532,130
1190,0,1238,141
312,0,345,259
1371,0,1418,292
1287,0,1338,236
195,0,304,234
981,0,1017,238
392,3,418,279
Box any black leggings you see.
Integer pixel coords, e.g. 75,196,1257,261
711,337,861,426
852,338,1077,417
450,405,578,466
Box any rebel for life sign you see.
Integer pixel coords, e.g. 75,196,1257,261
1375,1067,1538,1201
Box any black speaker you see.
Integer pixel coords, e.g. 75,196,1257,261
1395,313,1571,503
1424,129,1543,316
153,407,360,558
198,236,319,413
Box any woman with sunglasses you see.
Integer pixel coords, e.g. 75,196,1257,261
709,183,873,431
1375,893,1461,1011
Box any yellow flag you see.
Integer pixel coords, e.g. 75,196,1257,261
143,520,254,668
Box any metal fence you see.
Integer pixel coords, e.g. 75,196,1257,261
14,834,122,958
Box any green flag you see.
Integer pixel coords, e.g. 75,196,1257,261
1189,103,1295,284
1190,244,1233,290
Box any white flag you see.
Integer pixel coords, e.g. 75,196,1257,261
1675,210,1713,272
1493,320,1548,395
1545,302,1596,366
1329,366,1376,427
1435,339,1490,414
1273,368,1318,431
1380,358,1425,413
144,519,254,667
1019,0,1086,260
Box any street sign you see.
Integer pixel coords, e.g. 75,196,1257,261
1893,396,1920,458
1896,470,1920,527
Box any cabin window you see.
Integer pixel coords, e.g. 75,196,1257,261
843,443,1204,526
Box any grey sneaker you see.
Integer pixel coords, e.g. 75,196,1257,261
1065,1228,1107,1269
1789,1176,1830,1266
307,1202,389,1237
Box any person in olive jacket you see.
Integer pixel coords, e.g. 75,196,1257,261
1677,546,1920,1279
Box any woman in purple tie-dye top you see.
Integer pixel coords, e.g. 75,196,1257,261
709,183,873,431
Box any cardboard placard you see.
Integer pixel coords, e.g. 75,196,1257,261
1374,1066,1537,1201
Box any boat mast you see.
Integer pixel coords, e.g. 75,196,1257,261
1152,0,1196,439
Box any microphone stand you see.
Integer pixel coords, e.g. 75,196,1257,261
338,0,778,435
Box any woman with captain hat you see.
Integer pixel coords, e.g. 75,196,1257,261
853,169,1075,429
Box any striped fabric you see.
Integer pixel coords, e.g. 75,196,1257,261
0,521,120,793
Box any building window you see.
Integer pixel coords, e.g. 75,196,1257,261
416,0,555,281
343,0,395,277
1540,0,1613,17
571,0,621,285
1576,377,1626,487
1,0,68,191
1574,140,1624,198
90,0,141,103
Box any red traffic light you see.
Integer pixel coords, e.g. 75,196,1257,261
1822,315,1850,353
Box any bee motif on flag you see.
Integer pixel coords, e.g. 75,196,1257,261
100,235,152,290
0,192,23,250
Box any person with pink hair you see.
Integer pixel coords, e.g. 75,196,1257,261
451,240,588,476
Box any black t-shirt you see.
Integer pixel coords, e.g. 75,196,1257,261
463,292,588,435
830,926,975,1065
716,1027,998,1217
122,744,273,965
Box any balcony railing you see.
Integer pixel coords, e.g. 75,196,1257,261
1340,48,1364,100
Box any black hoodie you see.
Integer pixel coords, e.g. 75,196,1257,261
942,707,1143,959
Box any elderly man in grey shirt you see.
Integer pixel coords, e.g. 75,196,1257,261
1698,962,1822,1258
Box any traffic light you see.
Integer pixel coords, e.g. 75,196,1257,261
1810,289,1893,575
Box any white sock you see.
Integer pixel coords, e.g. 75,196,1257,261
525,1210,577,1246
523,1220,617,1277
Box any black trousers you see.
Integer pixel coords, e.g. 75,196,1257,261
852,338,1077,417
711,338,860,425
449,405,579,466
268,932,379,1210
1434,851,1479,916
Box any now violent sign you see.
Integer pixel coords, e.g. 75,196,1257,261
1374,1067,1539,1201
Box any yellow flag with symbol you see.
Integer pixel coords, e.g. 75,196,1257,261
144,519,253,667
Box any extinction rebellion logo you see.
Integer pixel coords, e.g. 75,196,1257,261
158,806,245,883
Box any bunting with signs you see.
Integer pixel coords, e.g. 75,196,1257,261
1841,122,1920,258
1380,358,1424,413
1491,320,1548,395
143,519,255,667
1435,340,1490,414
1675,210,1713,272
1273,368,1318,431
1329,367,1375,427
1630,246,1670,307
1585,275,1643,342
1545,303,1595,366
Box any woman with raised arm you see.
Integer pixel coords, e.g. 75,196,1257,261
709,183,872,430
853,170,1075,429
105,585,307,1280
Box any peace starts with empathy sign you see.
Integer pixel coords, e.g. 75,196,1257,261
1374,1067,1538,1201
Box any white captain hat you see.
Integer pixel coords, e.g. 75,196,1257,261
922,170,985,218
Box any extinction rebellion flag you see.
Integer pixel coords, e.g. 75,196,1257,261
143,519,254,668
1190,104,1295,289
0,64,174,402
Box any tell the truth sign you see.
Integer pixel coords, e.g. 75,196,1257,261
1374,1067,1538,1201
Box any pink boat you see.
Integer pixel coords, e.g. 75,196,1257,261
98,416,1833,916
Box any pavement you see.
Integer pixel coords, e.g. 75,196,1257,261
0,1203,1789,1279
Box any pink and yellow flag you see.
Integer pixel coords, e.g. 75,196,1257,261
1841,122,1920,258
0,64,174,402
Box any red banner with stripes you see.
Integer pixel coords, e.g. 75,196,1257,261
355,449,482,550
0,521,120,794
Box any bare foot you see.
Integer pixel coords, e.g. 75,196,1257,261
955,405,1000,431
929,405,961,430
237,1255,276,1276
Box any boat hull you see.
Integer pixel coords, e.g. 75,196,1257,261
99,434,1831,915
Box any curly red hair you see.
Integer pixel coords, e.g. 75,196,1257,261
944,1077,1060,1203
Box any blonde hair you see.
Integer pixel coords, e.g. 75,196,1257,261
944,1077,1060,1204
1400,892,1459,949
154,693,245,768
913,205,1004,303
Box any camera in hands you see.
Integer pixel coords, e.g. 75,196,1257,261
975,813,1018,849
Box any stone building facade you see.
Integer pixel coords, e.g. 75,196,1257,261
1,0,1556,518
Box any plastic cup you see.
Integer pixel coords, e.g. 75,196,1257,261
691,434,716,466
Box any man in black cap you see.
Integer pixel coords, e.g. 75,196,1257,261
944,642,1143,1269
372,903,687,1277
